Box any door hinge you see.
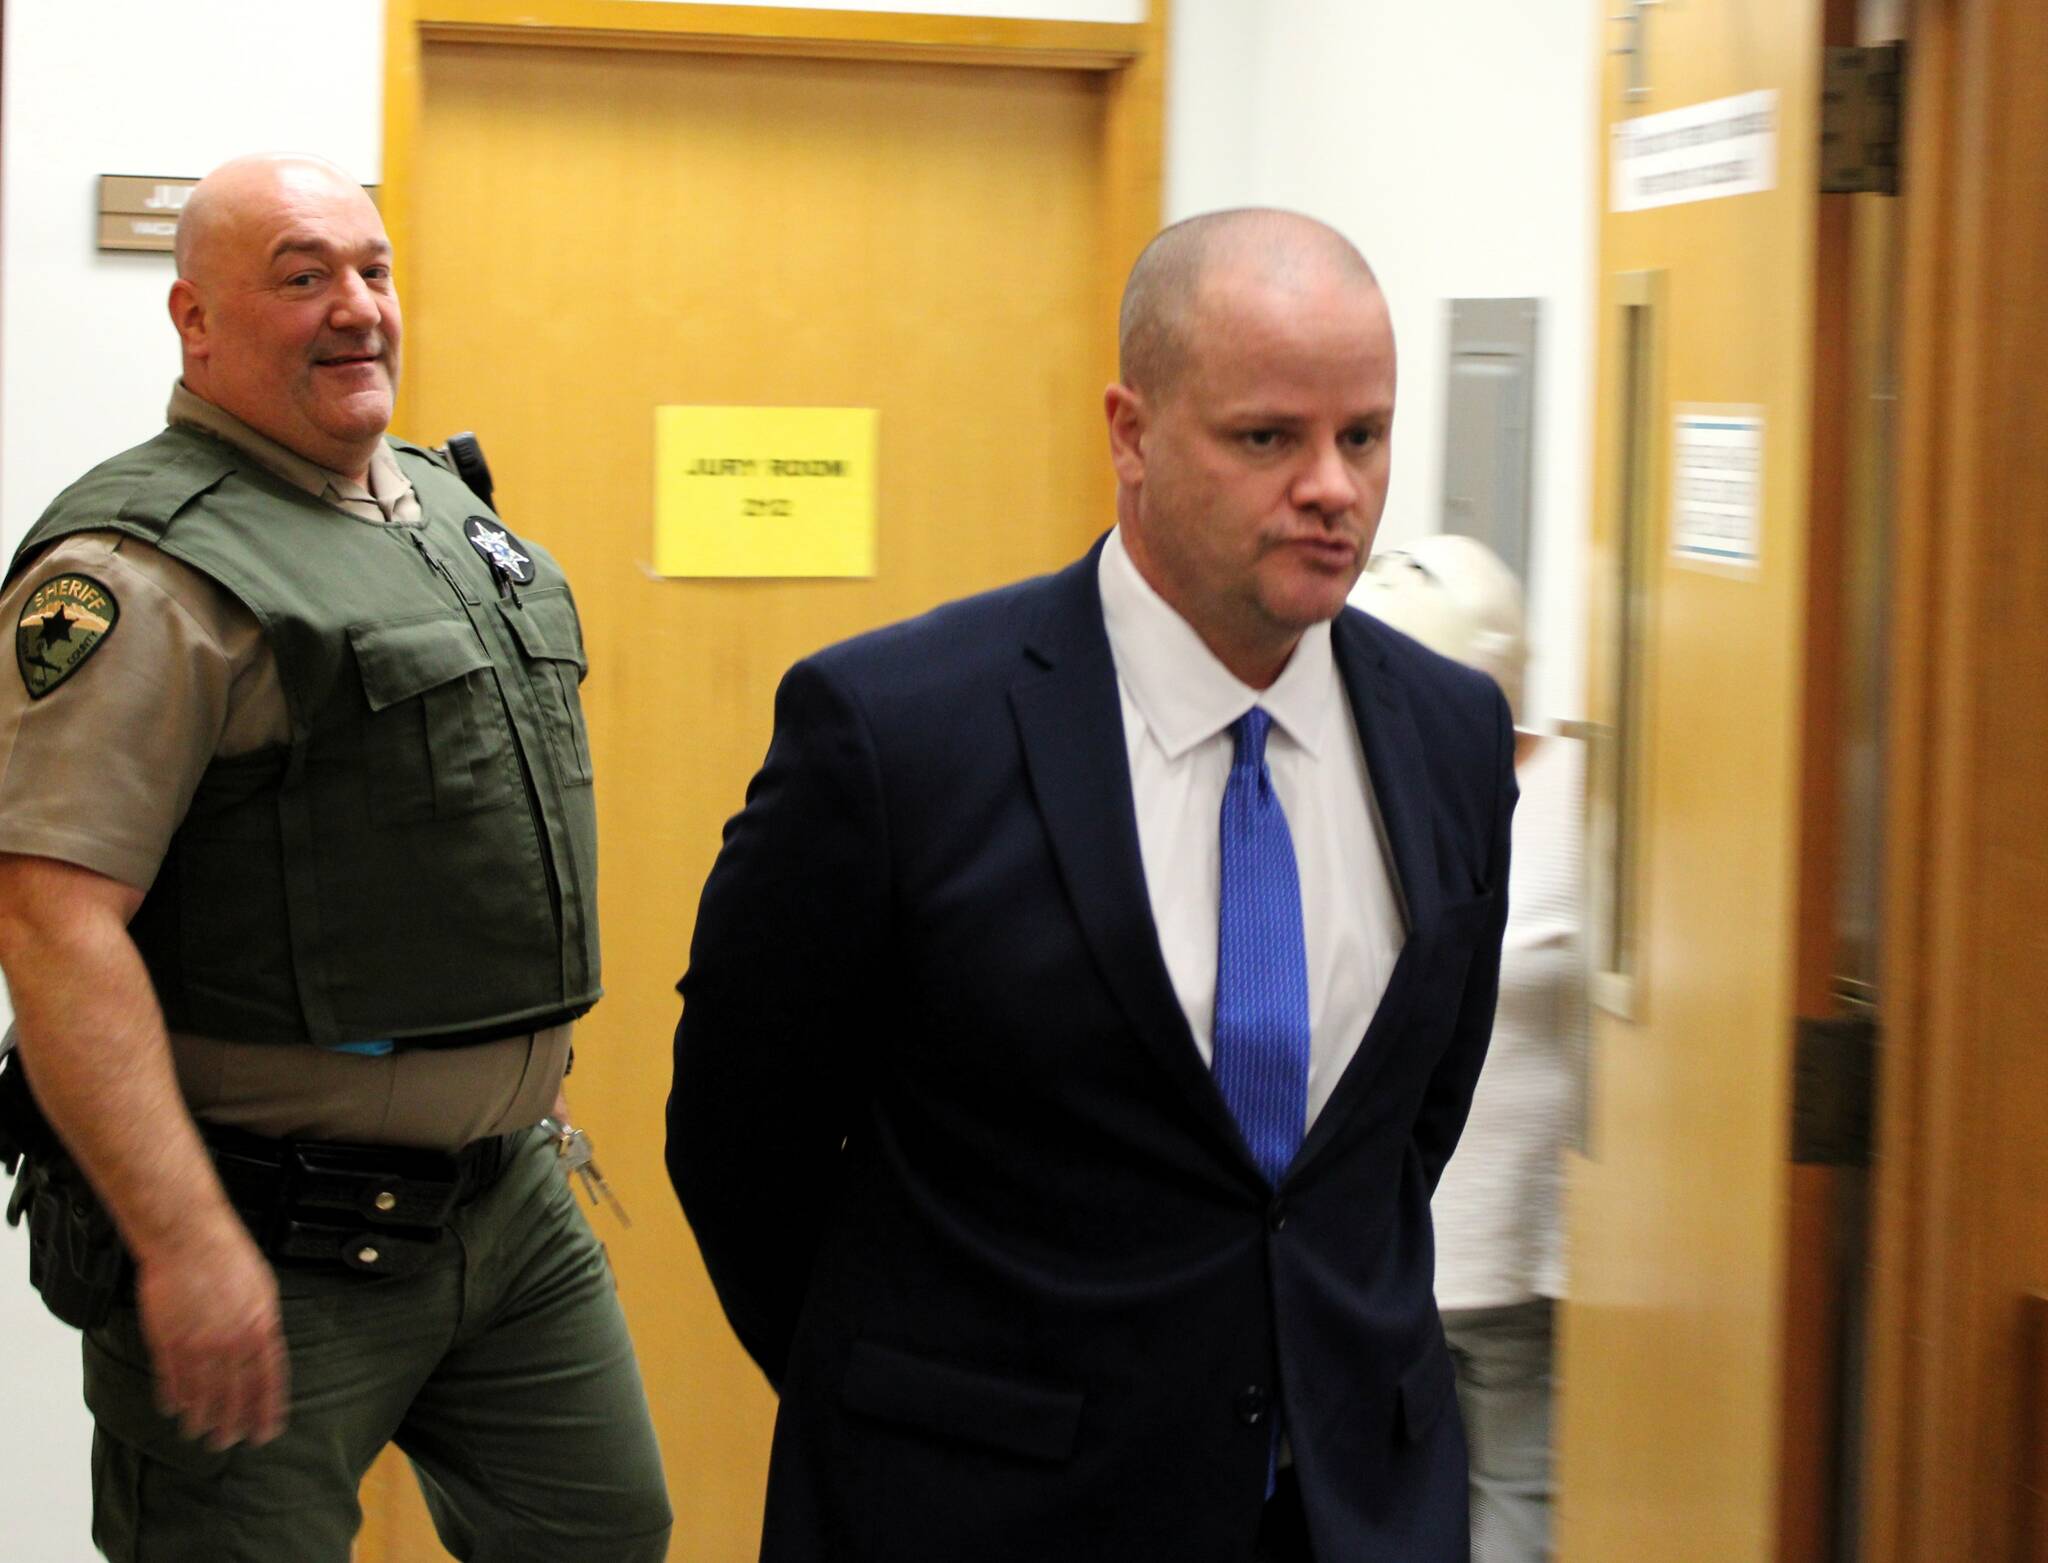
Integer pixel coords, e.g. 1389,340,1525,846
1791,1013,1879,1165
1821,42,1904,195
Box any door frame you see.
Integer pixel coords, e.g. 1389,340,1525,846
1862,0,2048,1558
380,0,1168,437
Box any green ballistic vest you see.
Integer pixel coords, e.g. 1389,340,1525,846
9,425,601,1046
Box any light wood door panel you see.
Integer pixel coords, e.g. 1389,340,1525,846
1558,4,1827,1560
358,37,1122,1563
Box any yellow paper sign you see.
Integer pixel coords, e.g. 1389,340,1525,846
655,406,879,578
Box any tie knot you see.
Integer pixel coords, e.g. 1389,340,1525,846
1230,708,1273,770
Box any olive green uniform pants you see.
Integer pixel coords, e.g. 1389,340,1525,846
81,1129,672,1562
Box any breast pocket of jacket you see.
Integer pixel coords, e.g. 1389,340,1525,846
349,615,513,825
498,587,593,786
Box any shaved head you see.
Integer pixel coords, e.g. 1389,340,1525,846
173,154,370,280
1117,209,1380,396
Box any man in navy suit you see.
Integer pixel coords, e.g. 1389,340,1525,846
669,209,1515,1563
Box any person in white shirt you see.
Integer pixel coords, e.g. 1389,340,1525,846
1356,533,1587,1563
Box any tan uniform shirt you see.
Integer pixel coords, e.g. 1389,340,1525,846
0,385,569,1148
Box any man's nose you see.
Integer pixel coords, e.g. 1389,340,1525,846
328,271,379,332
1292,439,1360,518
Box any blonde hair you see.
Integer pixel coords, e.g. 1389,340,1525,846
1354,534,1528,724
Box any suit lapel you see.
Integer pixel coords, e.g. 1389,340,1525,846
1335,611,1441,939
1292,612,1443,1174
1009,545,1257,1171
1008,570,1453,1183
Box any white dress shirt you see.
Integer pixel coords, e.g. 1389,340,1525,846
1097,527,1406,1132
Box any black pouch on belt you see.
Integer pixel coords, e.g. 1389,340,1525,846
12,1159,127,1331
2,1048,127,1330
209,1132,486,1278
0,1040,59,1174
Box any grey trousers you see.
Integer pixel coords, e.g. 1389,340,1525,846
1441,1298,1555,1563
82,1129,672,1562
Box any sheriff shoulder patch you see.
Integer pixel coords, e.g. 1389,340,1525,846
17,574,120,699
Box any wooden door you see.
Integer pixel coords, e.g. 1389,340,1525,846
1555,2,1850,1559
359,8,1163,1560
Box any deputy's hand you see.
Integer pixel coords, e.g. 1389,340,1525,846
133,1215,288,1450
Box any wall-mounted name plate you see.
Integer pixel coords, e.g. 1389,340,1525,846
97,175,381,253
98,175,197,252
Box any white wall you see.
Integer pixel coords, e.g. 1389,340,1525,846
1,0,1591,1551
0,2,388,575
1169,0,1599,727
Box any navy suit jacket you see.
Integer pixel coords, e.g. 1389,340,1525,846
669,539,1516,1563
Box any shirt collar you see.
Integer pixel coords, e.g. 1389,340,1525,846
1097,525,1336,762
167,381,418,522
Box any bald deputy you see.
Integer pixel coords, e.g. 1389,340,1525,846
668,208,1516,1563
0,153,671,1561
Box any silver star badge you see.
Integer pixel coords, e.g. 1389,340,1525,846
471,525,529,578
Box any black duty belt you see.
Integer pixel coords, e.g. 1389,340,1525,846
204,1126,520,1279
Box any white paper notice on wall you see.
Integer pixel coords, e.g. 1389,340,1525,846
1671,409,1764,570
1612,90,1778,212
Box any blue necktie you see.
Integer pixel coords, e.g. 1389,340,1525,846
1213,708,1312,1494
1213,707,1311,1186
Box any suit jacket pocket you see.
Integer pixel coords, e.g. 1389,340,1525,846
1397,1337,1456,1444
841,1339,1085,1464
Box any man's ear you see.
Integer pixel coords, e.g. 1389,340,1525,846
168,279,208,360
1104,382,1149,487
